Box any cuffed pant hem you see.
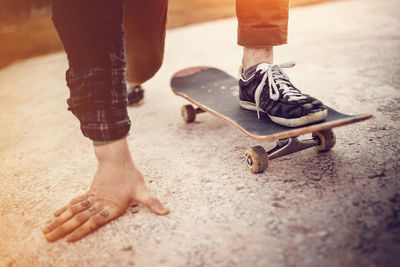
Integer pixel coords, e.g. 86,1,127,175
82,119,131,142
70,107,131,142
237,25,288,47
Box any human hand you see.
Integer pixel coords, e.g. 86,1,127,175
42,139,169,242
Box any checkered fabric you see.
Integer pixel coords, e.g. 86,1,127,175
66,67,131,142
51,0,130,142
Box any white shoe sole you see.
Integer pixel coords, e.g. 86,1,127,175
239,100,328,127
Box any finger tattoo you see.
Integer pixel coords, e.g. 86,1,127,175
88,207,96,212
100,210,110,218
81,200,90,207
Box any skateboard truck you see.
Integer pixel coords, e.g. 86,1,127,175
268,137,320,160
245,130,336,173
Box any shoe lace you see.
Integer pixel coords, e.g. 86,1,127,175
253,61,307,119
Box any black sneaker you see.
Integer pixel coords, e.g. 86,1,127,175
127,85,144,106
239,62,327,127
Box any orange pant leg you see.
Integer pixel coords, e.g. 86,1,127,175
124,0,168,84
236,0,289,47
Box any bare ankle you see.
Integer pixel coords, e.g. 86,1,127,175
242,46,274,71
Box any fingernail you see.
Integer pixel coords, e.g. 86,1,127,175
163,207,170,215
159,207,170,215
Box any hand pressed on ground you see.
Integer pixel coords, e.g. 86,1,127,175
42,138,169,242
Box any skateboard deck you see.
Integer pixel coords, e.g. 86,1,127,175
170,66,373,173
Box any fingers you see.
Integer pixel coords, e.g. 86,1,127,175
45,203,102,242
43,197,94,235
53,206,67,217
69,194,89,205
143,197,169,215
66,203,121,242
134,190,169,215
53,194,88,217
43,188,169,242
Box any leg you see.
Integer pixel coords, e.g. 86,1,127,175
236,0,289,48
242,46,274,70
236,0,327,127
124,0,168,85
51,0,130,142
44,0,169,243
236,0,289,69
124,0,168,106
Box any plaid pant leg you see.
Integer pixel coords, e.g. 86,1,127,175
51,0,130,142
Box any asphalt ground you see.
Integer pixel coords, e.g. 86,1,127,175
0,0,399,266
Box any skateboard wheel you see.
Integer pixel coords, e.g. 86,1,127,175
181,104,196,123
245,146,268,173
312,129,336,152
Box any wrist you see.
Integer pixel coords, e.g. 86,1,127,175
94,137,132,165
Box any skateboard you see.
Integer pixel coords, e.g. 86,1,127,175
170,66,373,173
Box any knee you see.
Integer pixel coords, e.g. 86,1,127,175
125,56,163,84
